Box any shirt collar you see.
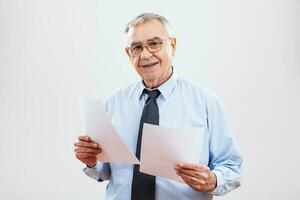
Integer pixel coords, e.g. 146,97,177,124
137,70,178,101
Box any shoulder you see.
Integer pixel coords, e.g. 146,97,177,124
104,80,140,109
176,76,221,105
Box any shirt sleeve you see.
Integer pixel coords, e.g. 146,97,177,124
83,161,111,182
206,94,243,196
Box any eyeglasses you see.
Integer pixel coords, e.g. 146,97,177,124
127,38,170,57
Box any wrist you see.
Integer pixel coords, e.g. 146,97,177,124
87,163,97,168
209,171,217,191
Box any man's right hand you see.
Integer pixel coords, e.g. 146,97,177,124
74,135,102,168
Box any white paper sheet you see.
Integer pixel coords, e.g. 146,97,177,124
78,97,140,164
140,123,205,183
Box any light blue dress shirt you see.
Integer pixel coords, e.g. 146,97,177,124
83,73,242,200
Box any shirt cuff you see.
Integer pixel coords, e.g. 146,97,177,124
83,162,103,182
210,169,225,195
210,168,241,196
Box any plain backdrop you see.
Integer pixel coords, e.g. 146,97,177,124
1,0,299,199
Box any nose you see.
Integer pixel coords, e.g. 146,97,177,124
140,46,152,59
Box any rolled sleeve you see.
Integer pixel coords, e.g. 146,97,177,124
83,162,111,182
210,167,241,196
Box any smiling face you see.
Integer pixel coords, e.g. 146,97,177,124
125,19,176,89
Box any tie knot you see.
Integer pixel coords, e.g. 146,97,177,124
144,89,161,99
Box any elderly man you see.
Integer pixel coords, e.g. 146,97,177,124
74,13,242,200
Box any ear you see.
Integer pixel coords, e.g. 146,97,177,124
170,37,177,56
125,48,131,58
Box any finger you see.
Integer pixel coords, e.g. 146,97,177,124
176,163,209,171
75,152,97,158
176,169,204,179
181,169,211,180
74,141,99,148
78,135,92,142
74,141,99,149
74,147,101,154
177,171,207,192
176,171,200,186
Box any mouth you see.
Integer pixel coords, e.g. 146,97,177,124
140,62,159,68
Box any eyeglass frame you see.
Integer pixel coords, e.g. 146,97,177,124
126,37,172,57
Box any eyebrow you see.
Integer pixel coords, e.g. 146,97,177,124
130,36,162,46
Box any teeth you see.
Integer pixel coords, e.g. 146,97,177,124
143,62,157,67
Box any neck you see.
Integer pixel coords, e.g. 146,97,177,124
143,66,173,89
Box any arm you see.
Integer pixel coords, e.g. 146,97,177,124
176,95,243,195
207,95,242,195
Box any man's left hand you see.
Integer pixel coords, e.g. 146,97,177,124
175,163,217,192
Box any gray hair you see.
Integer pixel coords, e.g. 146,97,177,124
124,13,174,38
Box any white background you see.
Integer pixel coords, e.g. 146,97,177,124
0,0,299,199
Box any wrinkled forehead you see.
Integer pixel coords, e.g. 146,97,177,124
126,19,169,46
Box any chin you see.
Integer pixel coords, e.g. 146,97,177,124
142,76,156,83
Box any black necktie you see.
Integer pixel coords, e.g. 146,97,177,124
131,89,160,200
